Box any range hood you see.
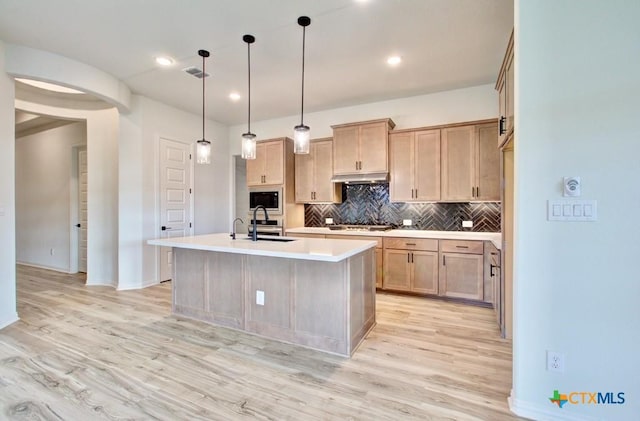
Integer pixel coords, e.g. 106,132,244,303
331,172,389,184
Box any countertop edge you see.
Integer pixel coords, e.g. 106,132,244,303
285,227,502,250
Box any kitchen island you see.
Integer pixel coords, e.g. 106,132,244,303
148,233,377,357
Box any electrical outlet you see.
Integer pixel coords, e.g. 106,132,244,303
256,290,265,306
462,220,473,228
547,351,565,373
325,217,334,225
402,219,412,226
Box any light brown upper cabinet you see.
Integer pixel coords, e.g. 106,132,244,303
246,139,285,186
295,138,341,203
441,123,499,201
496,30,514,148
332,118,395,175
389,129,440,202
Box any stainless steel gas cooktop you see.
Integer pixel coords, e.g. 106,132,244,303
327,224,392,232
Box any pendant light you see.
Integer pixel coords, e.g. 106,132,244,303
196,49,212,164
241,35,257,160
294,16,311,154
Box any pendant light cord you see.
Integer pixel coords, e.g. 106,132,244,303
247,41,251,133
202,54,206,140
300,25,306,126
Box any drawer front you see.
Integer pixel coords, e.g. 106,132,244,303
328,234,383,248
383,237,438,251
440,240,483,254
287,233,326,239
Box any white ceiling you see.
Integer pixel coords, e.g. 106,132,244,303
0,0,514,125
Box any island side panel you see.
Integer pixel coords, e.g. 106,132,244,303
173,249,245,329
245,255,293,337
173,248,207,316
206,252,245,329
348,248,376,354
293,260,348,355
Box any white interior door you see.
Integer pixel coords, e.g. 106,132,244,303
159,138,192,281
78,148,88,273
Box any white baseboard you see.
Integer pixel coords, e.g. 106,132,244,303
0,314,19,330
509,391,598,421
117,279,159,291
17,261,72,274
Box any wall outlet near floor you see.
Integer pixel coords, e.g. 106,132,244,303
402,219,412,226
547,351,565,372
256,290,265,306
462,220,473,228
325,217,334,225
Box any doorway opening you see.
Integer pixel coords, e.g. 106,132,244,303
15,111,87,276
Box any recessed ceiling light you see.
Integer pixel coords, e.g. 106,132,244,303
387,56,402,66
229,92,241,101
16,78,84,94
155,56,174,66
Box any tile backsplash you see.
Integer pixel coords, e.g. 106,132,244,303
304,183,500,232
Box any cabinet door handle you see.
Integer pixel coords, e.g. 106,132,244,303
471,186,475,197
414,188,418,198
407,253,410,263
476,186,480,197
443,255,446,266
411,252,414,263
456,245,469,249
406,243,416,246
499,116,506,135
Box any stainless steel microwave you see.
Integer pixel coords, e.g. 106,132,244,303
249,187,282,214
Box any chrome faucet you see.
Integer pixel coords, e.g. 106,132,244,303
251,205,269,241
230,217,244,240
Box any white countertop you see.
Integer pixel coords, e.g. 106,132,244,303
285,227,502,249
148,233,377,262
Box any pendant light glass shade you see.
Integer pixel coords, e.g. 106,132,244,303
294,16,311,155
241,132,256,160
196,49,211,165
241,35,257,160
293,124,310,154
196,139,211,164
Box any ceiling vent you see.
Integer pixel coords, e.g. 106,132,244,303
182,66,210,79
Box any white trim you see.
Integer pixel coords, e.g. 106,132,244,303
509,392,598,421
17,261,74,274
117,279,160,291
0,314,19,330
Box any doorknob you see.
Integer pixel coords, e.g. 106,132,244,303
161,226,172,231
75,223,81,228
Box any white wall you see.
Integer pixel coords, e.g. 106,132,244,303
229,84,497,152
511,1,640,420
0,41,17,328
118,95,230,289
16,122,87,272
15,98,120,287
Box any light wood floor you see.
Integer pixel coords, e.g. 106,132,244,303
0,265,522,420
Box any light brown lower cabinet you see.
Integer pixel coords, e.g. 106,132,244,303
383,237,439,294
287,232,383,288
438,240,484,301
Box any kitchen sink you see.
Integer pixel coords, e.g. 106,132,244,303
242,237,297,242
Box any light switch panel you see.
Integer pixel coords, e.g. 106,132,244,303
548,200,597,221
